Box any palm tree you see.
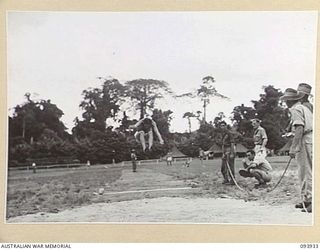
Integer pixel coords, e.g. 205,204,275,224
198,76,229,122
183,112,196,133
176,76,229,123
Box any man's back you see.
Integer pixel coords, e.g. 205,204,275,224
243,158,272,172
290,102,313,144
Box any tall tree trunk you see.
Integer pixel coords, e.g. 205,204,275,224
139,102,145,119
22,117,25,139
203,100,207,122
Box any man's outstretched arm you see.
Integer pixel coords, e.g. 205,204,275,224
129,118,144,129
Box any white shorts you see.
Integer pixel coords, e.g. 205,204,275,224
254,145,267,163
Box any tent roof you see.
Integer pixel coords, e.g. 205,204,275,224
279,139,292,152
165,144,187,158
208,143,248,153
235,143,248,153
208,143,222,153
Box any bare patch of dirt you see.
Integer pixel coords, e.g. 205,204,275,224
6,157,313,224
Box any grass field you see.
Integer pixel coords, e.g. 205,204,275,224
6,156,303,219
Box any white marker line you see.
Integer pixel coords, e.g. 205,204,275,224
103,187,194,195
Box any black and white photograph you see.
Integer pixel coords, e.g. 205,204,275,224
6,11,317,225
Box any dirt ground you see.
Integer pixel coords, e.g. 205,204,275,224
6,157,313,224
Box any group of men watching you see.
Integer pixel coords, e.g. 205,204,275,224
220,83,313,213
129,83,313,214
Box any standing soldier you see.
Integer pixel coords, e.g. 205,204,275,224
251,118,269,163
131,149,137,172
199,147,205,167
166,152,173,166
280,88,313,213
220,121,236,185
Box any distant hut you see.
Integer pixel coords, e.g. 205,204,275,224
278,139,292,155
235,143,248,158
164,144,187,159
208,143,223,158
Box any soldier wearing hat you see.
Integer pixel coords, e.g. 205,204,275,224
297,83,313,113
280,88,313,213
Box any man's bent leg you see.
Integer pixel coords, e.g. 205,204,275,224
250,169,265,184
137,131,146,151
253,169,271,183
148,130,153,150
227,154,235,181
134,132,140,143
221,159,229,183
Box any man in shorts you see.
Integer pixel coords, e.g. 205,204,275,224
129,114,164,151
251,118,268,160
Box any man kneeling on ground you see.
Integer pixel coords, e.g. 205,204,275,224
239,150,272,188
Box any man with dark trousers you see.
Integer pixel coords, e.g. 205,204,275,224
220,121,236,185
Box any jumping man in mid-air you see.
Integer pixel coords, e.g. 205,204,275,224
129,114,164,152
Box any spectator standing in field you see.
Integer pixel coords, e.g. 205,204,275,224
239,150,272,188
131,149,137,172
199,147,205,167
251,119,269,162
166,152,173,166
220,121,236,185
129,114,164,152
184,157,192,167
280,88,313,213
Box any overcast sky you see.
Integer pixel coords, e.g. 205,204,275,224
7,11,318,132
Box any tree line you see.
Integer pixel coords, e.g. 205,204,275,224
8,77,290,167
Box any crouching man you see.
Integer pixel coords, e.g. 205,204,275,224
239,150,272,188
